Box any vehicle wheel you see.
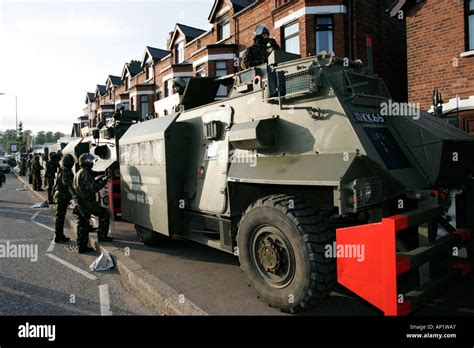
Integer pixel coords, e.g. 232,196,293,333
135,225,170,247
237,194,336,313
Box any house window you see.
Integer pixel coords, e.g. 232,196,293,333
140,95,149,118
315,15,334,54
218,19,231,41
283,21,300,55
165,80,173,97
130,97,135,111
215,61,228,97
467,0,474,50
196,64,206,77
125,76,129,90
146,64,154,80
175,42,185,63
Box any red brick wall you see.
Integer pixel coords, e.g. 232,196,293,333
352,0,408,102
407,0,472,110
84,0,408,124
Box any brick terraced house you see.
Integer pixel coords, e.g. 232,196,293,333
392,0,474,135
77,0,409,132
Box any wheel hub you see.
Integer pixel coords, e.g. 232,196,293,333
258,241,281,273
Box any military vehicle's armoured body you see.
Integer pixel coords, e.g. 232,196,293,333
119,52,474,314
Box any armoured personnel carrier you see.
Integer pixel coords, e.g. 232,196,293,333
118,51,474,314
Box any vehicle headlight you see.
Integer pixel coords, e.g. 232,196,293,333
344,177,383,212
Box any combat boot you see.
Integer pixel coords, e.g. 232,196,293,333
78,246,94,254
54,235,70,243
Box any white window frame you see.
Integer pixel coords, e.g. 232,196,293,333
283,21,300,55
218,19,231,41
215,61,228,97
196,64,206,77
176,42,185,63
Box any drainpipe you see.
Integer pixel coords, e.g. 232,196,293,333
366,34,374,72
347,0,353,60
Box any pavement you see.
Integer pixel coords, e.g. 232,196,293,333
10,169,474,316
0,172,155,316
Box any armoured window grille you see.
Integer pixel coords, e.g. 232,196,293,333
284,69,317,97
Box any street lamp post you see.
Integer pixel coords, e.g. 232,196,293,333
0,93,18,133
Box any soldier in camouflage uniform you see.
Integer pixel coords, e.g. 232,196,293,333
53,154,73,243
20,156,27,176
241,25,280,70
32,155,44,191
44,152,59,204
73,153,112,254
0,168,5,189
27,154,33,184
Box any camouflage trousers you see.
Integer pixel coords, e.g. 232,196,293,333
55,197,70,237
46,177,55,202
76,205,110,249
32,173,42,191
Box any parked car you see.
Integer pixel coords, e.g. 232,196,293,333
0,158,11,173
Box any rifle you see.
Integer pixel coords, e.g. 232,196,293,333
68,187,87,218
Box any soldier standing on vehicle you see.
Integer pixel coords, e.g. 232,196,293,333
32,155,44,191
73,153,112,254
27,154,33,184
44,152,59,204
241,25,280,70
53,154,73,243
172,77,186,95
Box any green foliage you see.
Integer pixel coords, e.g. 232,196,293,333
35,131,46,145
53,132,63,142
0,129,18,152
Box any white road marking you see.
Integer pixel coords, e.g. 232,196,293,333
31,211,40,220
0,208,39,216
0,239,35,242
46,254,98,281
99,284,113,316
32,220,55,232
47,239,56,253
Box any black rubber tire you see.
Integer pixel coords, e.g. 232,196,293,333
237,194,336,313
135,225,170,247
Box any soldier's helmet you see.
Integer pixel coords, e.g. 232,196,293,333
50,152,58,160
62,154,75,169
78,153,95,169
173,77,187,91
253,25,270,40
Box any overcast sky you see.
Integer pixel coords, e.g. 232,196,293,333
0,0,213,135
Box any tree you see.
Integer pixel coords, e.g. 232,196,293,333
0,129,18,152
53,132,64,142
45,131,54,143
35,131,46,145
